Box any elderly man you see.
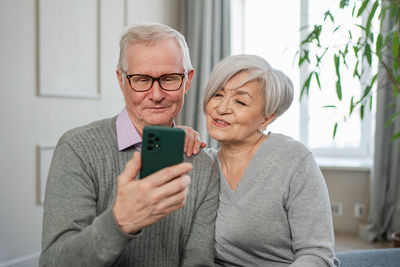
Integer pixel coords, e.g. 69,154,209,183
40,23,219,267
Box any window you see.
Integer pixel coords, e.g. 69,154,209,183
231,0,376,165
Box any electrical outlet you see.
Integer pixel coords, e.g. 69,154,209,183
331,202,343,216
354,203,365,218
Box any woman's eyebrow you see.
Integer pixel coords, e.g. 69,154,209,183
233,89,253,99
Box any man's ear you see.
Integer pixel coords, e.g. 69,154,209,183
184,69,194,94
116,69,124,91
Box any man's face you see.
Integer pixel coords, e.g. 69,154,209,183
117,39,193,135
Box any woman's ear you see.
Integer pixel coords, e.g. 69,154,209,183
260,113,276,131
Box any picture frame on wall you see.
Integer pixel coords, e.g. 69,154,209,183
37,0,100,98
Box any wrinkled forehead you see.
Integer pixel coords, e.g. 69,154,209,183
223,71,264,95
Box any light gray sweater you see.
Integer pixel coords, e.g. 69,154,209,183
208,133,337,267
40,116,220,267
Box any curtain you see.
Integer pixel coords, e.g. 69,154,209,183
181,0,231,146
360,1,400,242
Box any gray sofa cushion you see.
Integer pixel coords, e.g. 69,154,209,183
336,248,400,267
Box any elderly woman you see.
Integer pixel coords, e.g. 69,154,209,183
203,54,337,266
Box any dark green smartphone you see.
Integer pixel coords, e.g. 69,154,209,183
139,126,185,178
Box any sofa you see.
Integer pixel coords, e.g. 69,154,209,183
336,248,400,267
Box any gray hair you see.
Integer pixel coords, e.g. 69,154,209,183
117,23,193,74
203,54,294,121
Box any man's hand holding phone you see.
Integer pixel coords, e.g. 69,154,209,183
113,152,192,234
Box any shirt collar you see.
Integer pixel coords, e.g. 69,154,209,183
116,107,142,151
116,107,176,151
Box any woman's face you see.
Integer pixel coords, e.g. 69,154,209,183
206,71,271,145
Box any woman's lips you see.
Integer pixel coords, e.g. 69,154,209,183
213,118,230,127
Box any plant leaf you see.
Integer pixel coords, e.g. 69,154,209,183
299,50,310,66
301,25,322,46
336,80,342,100
334,54,340,75
315,72,321,89
391,131,400,142
364,43,372,66
369,95,373,110
324,10,334,22
334,54,342,100
360,104,365,119
365,1,379,38
376,33,383,58
362,85,372,100
353,65,360,79
333,25,342,33
300,72,313,100
370,73,378,87
393,30,399,70
323,105,337,108
357,0,370,17
385,111,400,128
385,31,395,46
333,123,338,139
350,96,355,115
316,48,328,64
340,0,349,8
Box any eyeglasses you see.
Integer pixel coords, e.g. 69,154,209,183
124,73,185,92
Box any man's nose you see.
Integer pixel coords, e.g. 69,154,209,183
148,81,166,101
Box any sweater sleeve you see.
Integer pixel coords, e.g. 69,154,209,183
286,153,337,267
181,153,220,267
39,137,135,267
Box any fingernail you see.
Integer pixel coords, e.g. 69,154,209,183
182,175,191,186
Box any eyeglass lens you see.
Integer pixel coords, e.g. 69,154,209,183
129,74,183,91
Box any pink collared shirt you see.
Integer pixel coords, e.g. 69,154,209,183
116,107,176,151
116,107,142,151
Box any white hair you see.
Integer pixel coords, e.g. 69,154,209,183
117,23,193,74
203,54,294,121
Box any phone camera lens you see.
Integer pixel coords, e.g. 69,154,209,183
147,146,153,151
148,133,154,138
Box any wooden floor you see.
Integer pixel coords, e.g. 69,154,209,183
335,231,393,252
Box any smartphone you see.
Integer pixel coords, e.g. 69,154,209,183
139,125,185,178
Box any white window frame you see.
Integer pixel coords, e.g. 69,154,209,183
231,0,375,167
299,0,374,160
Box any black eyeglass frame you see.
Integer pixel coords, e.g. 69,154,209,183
124,72,186,92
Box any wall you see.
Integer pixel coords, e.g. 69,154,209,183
0,0,180,265
0,0,371,266
322,168,370,234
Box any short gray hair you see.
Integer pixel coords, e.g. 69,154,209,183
203,54,294,121
117,23,193,73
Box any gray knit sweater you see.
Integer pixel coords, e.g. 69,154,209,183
39,116,220,267
208,133,337,267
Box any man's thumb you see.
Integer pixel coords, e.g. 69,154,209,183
118,152,141,185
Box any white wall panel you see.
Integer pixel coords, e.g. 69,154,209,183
126,0,180,29
38,0,99,98
0,0,182,264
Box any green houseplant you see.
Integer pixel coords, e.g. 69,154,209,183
297,0,399,140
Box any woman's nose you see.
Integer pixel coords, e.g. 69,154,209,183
217,99,231,114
